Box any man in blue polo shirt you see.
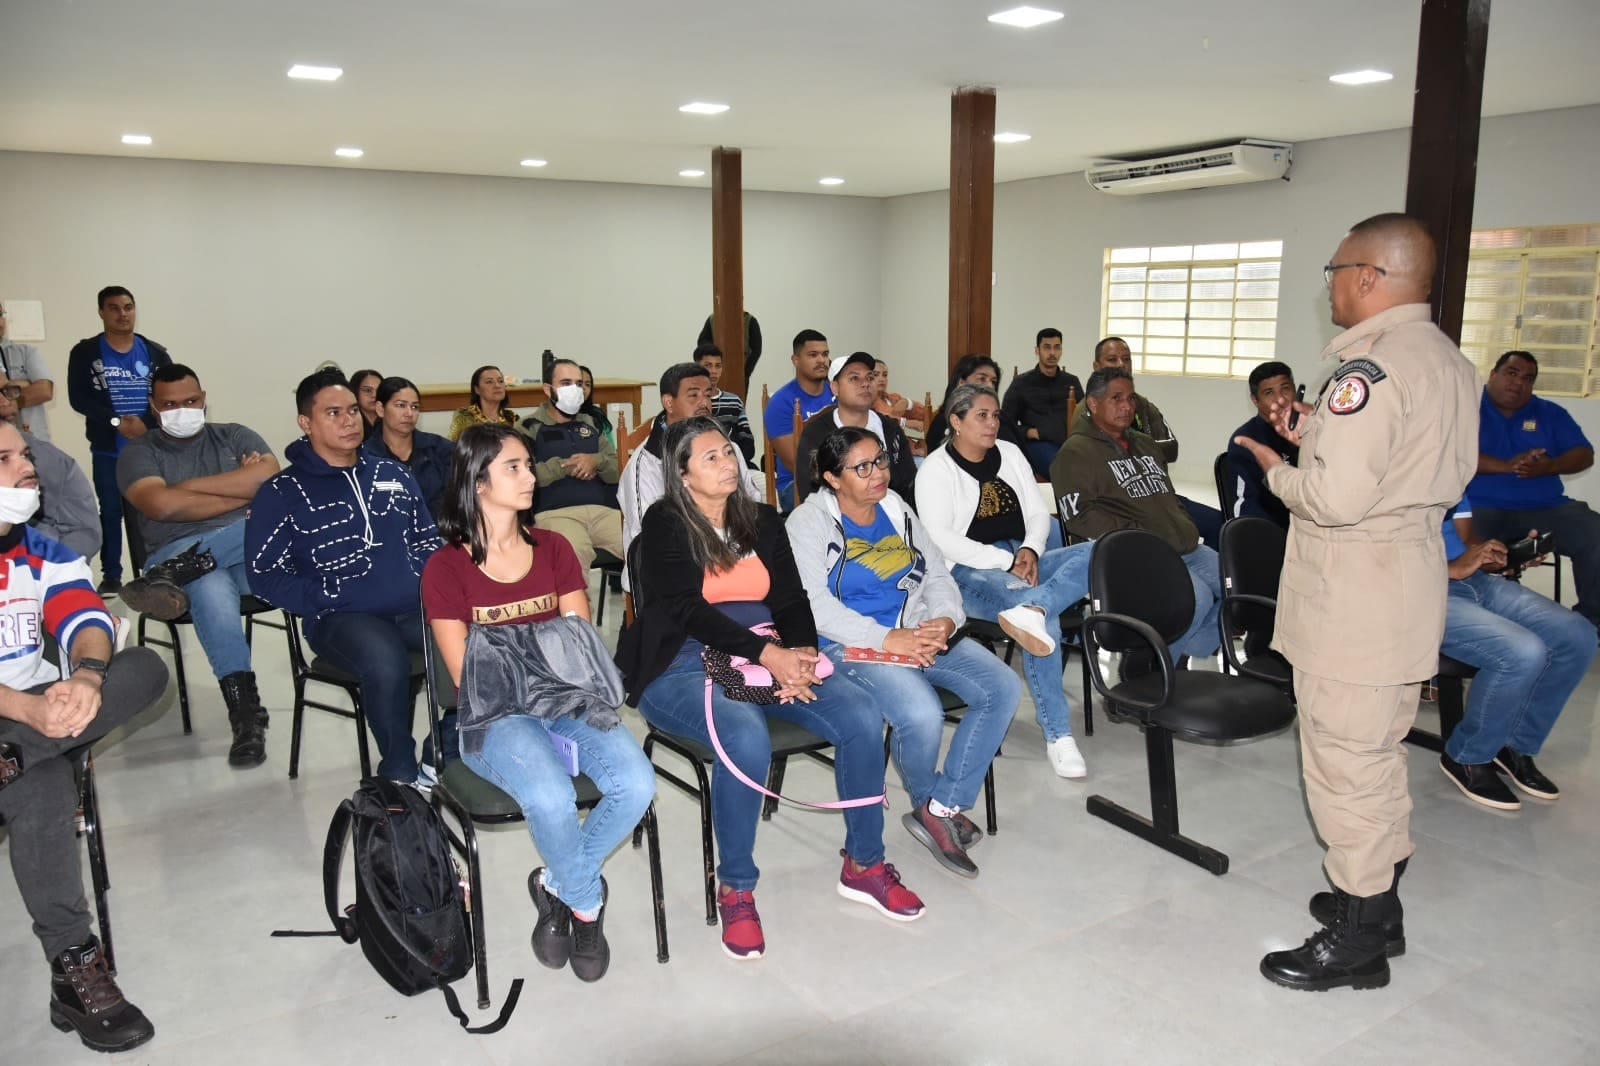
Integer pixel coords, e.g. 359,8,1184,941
763,328,835,512
1468,350,1600,626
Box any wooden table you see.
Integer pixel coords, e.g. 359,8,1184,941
418,378,650,427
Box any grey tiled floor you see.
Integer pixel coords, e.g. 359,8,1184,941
4,565,1598,1064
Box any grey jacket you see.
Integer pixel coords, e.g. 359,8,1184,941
26,431,100,561
786,487,966,648
457,615,623,754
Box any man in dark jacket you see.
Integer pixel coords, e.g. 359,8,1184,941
245,369,442,785
1001,327,1083,478
521,358,623,570
1050,367,1221,661
66,286,172,595
1225,361,1299,528
794,352,917,508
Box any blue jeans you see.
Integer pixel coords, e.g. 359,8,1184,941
461,715,656,915
1174,545,1223,659
91,453,123,581
951,541,1092,741
825,637,1019,810
1441,572,1598,763
1022,439,1059,479
146,519,253,680
308,610,425,781
638,642,887,891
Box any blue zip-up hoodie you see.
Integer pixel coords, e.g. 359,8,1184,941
246,438,442,639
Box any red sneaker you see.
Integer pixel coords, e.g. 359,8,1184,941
717,885,765,960
836,851,926,922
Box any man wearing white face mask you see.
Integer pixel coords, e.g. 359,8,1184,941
520,357,624,571
116,365,280,767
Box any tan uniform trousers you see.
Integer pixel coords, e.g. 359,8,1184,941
537,504,625,572
1293,671,1419,898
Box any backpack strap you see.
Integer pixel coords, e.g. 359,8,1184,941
438,977,524,1035
322,797,360,942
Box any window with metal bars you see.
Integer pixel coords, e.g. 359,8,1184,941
1463,223,1600,397
1100,240,1283,379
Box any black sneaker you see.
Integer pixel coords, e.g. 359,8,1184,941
569,879,610,983
95,577,121,597
1494,748,1560,800
49,936,154,1053
528,868,572,969
1441,753,1520,811
902,801,978,878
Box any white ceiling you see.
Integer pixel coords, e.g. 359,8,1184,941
3,0,1598,198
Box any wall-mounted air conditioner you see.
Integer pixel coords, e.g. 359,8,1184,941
1085,140,1292,196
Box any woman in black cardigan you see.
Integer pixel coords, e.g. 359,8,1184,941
618,416,924,962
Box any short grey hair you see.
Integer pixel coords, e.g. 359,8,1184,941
1084,366,1132,401
946,383,998,423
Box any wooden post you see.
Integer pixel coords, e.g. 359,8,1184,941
948,87,996,372
1404,0,1491,344
711,147,747,397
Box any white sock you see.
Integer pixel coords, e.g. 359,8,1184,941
927,798,958,818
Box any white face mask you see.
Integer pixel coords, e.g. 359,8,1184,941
553,384,585,416
0,484,41,525
159,407,206,439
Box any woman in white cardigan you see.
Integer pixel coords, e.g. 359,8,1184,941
915,384,1093,779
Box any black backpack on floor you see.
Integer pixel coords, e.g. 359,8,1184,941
274,778,521,1034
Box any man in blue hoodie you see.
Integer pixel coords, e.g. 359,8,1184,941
245,369,442,785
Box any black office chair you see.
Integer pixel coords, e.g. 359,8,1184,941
420,629,667,1009
1403,654,1476,752
1081,529,1296,875
120,506,287,735
283,614,426,780
590,548,625,626
623,539,836,926
1217,517,1293,690
1213,452,1237,520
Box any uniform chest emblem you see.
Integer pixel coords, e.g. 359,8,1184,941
1327,376,1368,416
1523,420,1538,432
577,425,593,438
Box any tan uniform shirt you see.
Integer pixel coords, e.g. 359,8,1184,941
1266,303,1479,685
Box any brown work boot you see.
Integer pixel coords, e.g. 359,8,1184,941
49,935,155,1053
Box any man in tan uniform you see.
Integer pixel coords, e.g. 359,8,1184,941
1235,213,1479,991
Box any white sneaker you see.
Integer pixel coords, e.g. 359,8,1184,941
998,606,1056,657
1047,736,1087,779
110,613,133,654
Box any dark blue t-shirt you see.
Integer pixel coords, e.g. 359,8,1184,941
764,379,834,493
1467,391,1590,510
838,505,915,628
96,336,153,456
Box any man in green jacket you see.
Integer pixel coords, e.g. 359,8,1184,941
1050,366,1221,661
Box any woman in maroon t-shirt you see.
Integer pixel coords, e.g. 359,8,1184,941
422,424,654,983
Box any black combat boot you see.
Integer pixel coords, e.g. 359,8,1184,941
119,544,217,621
49,935,155,1053
219,670,268,768
1261,888,1391,991
1308,858,1407,957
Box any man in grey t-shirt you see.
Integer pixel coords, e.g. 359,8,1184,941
0,300,56,441
116,364,281,768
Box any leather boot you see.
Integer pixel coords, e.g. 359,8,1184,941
1261,887,1391,991
49,935,155,1053
119,544,217,622
1308,858,1407,957
219,670,268,768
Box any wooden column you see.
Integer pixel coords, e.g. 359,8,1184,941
1403,0,1490,344
711,146,747,397
948,87,996,371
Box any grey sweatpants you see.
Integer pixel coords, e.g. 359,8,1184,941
0,647,168,958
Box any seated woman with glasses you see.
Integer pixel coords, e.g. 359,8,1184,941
361,376,454,521
789,426,1020,878
423,423,655,983
916,384,1093,780
617,415,924,962
448,365,519,441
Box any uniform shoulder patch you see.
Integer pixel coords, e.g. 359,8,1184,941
1334,357,1387,383
1326,375,1369,416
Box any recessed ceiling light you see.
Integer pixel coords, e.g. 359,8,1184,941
987,6,1065,29
287,64,343,82
994,131,1032,144
1329,69,1394,85
334,147,364,159
679,101,730,115
520,158,548,168
679,169,706,178
120,134,152,146
818,177,845,186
